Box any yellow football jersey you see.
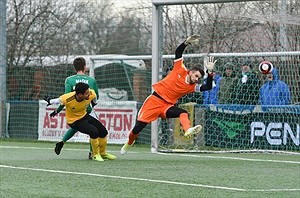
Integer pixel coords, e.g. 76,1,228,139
59,89,96,124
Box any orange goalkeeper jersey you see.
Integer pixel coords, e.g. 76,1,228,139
152,58,197,104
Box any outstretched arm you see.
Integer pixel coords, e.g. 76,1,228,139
195,56,217,92
175,42,188,60
175,35,200,59
200,75,213,91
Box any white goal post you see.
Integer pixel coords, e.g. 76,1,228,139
152,0,263,5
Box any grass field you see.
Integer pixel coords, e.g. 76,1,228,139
1,139,299,198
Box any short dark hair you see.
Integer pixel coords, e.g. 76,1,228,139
75,82,89,95
191,66,205,77
73,57,86,72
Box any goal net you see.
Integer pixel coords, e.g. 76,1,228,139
157,52,299,154
151,0,300,154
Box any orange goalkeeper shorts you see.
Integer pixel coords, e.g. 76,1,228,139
137,94,173,123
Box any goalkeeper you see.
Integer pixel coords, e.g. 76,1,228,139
50,57,114,160
121,35,217,155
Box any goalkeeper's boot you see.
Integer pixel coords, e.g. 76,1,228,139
101,153,117,160
54,141,64,155
184,125,203,138
92,154,104,162
88,152,93,160
120,141,135,155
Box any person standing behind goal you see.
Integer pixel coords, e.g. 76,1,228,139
121,35,217,155
49,57,115,160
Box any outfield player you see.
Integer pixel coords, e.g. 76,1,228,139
50,57,114,160
121,35,216,155
44,82,116,161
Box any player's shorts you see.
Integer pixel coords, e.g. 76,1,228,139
137,93,174,123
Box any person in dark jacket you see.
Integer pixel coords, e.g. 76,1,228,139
219,62,237,104
259,66,290,105
233,59,260,105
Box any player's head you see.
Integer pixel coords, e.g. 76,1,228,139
188,66,205,84
75,82,90,100
73,57,86,73
224,62,234,77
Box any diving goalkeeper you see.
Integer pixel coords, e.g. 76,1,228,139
121,35,217,155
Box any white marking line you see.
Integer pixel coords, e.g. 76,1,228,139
0,165,299,192
1,146,299,164
0,146,123,153
157,153,300,164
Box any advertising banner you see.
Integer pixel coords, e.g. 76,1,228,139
204,105,299,150
38,100,137,144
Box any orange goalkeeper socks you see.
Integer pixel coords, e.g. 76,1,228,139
179,113,190,132
128,131,139,145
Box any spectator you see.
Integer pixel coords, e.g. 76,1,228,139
259,66,290,105
219,62,237,104
233,59,260,105
202,71,221,104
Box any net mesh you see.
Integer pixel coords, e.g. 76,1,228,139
158,54,299,153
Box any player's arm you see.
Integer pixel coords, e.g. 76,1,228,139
64,78,73,94
195,56,217,92
89,90,98,108
52,78,71,115
44,95,62,105
55,105,64,113
91,97,97,107
196,74,213,92
50,102,65,117
43,95,65,117
175,42,188,60
175,35,200,59
92,79,99,99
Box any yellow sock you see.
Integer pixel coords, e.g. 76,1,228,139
90,138,100,156
98,136,107,156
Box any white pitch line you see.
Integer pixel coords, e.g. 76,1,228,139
0,146,124,153
1,146,299,164
157,152,300,164
1,165,299,192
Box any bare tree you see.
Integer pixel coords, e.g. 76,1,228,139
71,0,152,55
6,0,85,99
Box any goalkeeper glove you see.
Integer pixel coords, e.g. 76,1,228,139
43,94,52,106
50,110,58,117
205,56,217,74
185,34,200,45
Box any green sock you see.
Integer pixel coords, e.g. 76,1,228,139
89,142,93,153
62,128,78,142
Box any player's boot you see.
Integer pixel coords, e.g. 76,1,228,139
88,152,93,160
54,141,64,155
101,153,117,160
184,125,203,138
120,141,135,155
92,154,104,162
